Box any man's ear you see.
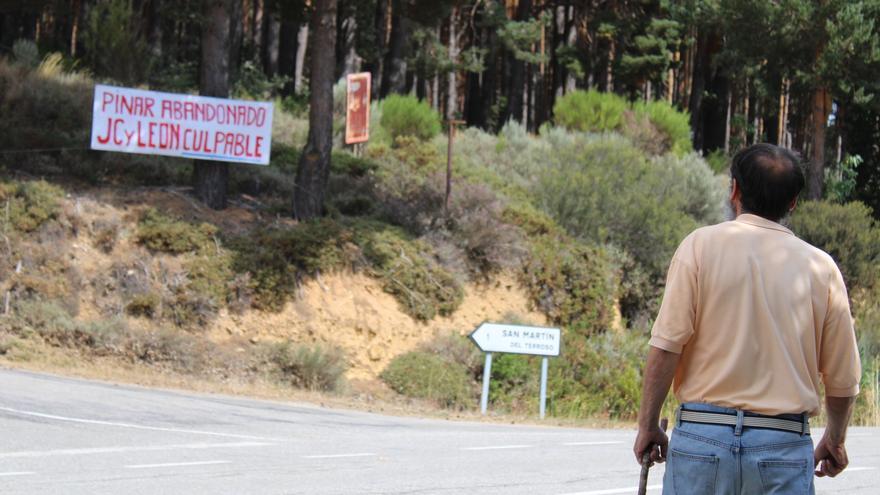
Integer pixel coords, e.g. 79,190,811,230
730,178,740,202
788,196,798,213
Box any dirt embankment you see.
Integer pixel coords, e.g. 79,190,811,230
62,188,547,381
210,272,546,380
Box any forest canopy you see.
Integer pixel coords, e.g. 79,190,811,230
2,0,880,213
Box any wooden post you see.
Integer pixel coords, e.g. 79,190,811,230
445,120,466,212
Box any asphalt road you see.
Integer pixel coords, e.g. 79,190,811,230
0,369,877,494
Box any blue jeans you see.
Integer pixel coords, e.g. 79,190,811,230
663,403,814,495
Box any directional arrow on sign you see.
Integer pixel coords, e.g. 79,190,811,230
469,322,561,357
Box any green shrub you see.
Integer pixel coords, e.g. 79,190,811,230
489,353,541,411
789,201,880,289
619,110,669,156
381,351,474,408
536,135,699,280
264,341,348,392
5,235,80,313
184,252,234,310
419,332,483,378
553,90,627,133
124,326,210,373
135,209,217,254
326,174,377,217
853,355,879,426
854,285,880,360
825,154,862,204
501,202,562,237
379,95,442,142
706,149,730,174
651,153,726,225
229,219,355,311
0,57,91,153
8,299,126,352
359,226,464,320
12,39,40,68
548,330,647,419
0,180,64,232
126,293,161,318
91,218,121,253
633,100,693,155
521,235,618,335
331,151,379,177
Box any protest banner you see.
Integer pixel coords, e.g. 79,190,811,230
90,84,274,165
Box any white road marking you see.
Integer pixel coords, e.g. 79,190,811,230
844,467,877,472
559,484,661,495
461,445,532,451
0,472,36,477
0,406,269,440
125,460,231,469
302,453,377,459
0,441,273,458
563,441,624,446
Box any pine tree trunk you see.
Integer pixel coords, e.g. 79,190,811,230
723,84,732,153
193,0,232,211
689,30,710,151
381,5,408,97
243,0,253,41
149,0,164,59
252,0,264,56
777,79,788,146
446,6,459,120
294,24,309,94
70,0,81,56
365,0,389,99
229,0,243,74
503,0,531,125
564,6,577,93
294,0,337,220
551,5,563,100
263,8,280,76
279,20,298,93
808,87,829,199
336,11,359,78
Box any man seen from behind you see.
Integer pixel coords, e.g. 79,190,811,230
633,143,862,494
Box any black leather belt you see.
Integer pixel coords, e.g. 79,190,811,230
679,409,810,435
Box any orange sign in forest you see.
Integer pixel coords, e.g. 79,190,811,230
345,73,371,144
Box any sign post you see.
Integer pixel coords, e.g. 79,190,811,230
469,322,561,419
480,353,493,415
539,356,549,419
345,72,371,146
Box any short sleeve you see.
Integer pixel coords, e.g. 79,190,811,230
649,256,698,354
819,266,861,397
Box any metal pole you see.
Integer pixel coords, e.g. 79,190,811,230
480,352,493,415
539,357,548,419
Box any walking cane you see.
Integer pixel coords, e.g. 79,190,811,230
638,418,669,495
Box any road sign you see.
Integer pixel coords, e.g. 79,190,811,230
469,322,562,419
345,72,371,144
469,322,561,357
